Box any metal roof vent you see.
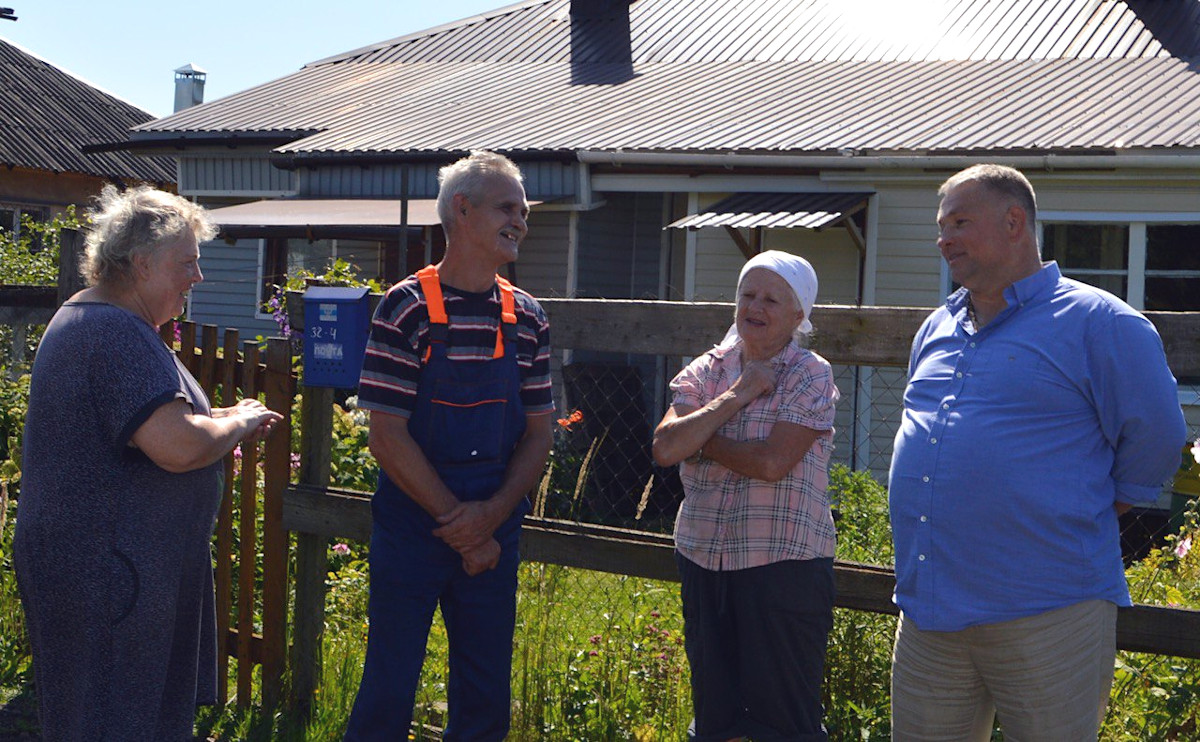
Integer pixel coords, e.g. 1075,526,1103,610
569,0,635,18
173,63,207,112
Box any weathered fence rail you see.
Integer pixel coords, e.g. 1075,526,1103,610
281,294,1200,714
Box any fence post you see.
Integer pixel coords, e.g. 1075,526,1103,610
236,342,260,707
56,228,85,307
214,329,240,706
289,385,335,716
261,338,293,709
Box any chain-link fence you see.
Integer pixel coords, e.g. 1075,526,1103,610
482,347,1200,739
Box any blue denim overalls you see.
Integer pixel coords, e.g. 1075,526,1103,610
345,266,529,742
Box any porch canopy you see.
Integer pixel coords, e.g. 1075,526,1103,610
206,198,441,240
668,191,871,259
668,192,870,231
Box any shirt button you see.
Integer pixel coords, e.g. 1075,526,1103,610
922,475,930,483
930,438,938,444
920,515,928,522
942,403,950,410
956,371,963,378
471,449,478,456
970,342,976,348
919,554,926,561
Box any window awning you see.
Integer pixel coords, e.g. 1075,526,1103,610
668,192,870,230
206,199,442,240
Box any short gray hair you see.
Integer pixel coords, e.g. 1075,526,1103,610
939,164,1037,233
436,150,525,230
81,185,215,288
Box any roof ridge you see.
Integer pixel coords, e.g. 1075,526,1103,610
303,0,555,68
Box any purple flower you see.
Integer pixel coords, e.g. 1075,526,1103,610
1177,535,1192,559
588,634,601,645
332,543,351,556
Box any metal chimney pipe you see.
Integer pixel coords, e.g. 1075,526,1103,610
173,63,207,112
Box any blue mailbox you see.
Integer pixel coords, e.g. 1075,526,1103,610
302,286,371,388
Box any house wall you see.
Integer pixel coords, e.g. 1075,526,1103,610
577,192,662,299
513,209,572,297
0,166,137,215
180,154,295,197
189,238,279,340
294,161,579,201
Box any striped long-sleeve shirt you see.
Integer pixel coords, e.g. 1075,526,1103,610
358,274,554,419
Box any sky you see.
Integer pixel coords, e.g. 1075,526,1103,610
2,0,507,118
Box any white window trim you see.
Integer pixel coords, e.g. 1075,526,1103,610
1038,213,1200,312
254,238,272,321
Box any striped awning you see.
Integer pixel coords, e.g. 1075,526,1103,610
668,192,870,230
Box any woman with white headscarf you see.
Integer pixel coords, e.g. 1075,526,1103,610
653,250,840,741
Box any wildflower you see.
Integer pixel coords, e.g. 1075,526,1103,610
556,409,584,430
233,444,242,460
588,650,598,657
333,543,351,556
290,452,302,471
588,634,602,645
1176,534,1192,559
173,321,181,343
649,610,660,618
1192,438,1200,464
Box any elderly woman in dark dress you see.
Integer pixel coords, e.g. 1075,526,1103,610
13,185,282,741
653,250,840,741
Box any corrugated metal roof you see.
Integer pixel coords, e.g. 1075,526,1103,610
133,0,1200,158
0,37,175,182
669,192,870,230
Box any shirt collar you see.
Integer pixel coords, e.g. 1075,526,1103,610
711,336,802,367
945,261,1062,317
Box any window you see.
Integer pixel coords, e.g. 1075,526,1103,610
0,204,49,244
257,237,402,315
1040,219,1200,312
1145,225,1200,312
1043,224,1129,300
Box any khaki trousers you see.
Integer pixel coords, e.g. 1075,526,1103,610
891,600,1117,742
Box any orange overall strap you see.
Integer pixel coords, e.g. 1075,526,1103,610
417,265,447,363
493,275,517,359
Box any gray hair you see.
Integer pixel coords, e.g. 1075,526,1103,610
436,150,525,230
81,185,215,288
939,164,1037,233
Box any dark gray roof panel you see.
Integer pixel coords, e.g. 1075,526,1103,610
0,37,175,182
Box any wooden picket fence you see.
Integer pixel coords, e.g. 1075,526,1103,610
158,321,296,710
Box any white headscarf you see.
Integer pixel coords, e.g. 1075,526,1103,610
719,250,819,349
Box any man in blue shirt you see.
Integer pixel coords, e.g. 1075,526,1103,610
888,164,1186,740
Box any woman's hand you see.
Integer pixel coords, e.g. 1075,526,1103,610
730,360,776,400
134,398,284,473
216,398,283,442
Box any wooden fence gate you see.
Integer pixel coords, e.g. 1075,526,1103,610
161,321,296,710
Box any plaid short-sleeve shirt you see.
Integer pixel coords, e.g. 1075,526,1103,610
670,340,840,571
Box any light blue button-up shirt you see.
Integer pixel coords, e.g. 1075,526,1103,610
889,262,1187,632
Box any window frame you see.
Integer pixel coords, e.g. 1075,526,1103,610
1037,211,1200,312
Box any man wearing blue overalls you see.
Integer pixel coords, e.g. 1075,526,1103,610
346,150,555,741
